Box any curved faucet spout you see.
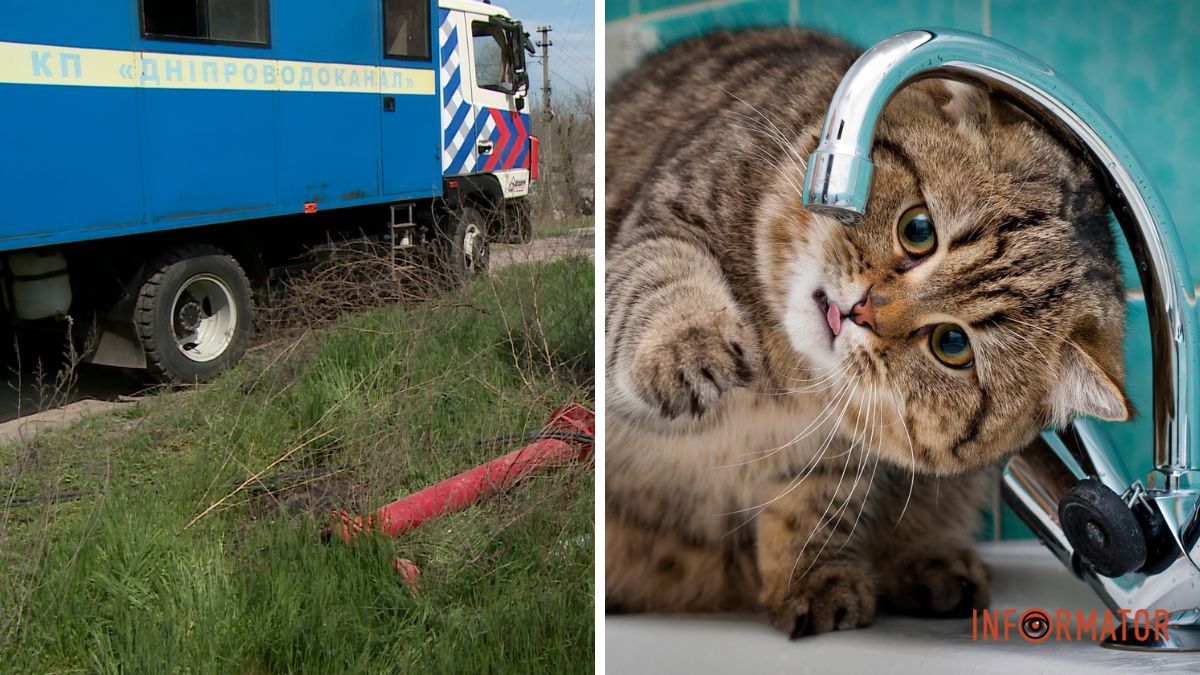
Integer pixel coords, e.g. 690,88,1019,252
801,27,1198,490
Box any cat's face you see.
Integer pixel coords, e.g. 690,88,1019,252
759,82,1130,475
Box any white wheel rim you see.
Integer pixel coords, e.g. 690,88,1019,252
171,273,237,363
463,223,483,272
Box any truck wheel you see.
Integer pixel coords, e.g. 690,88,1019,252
515,208,533,244
435,205,491,286
134,245,252,383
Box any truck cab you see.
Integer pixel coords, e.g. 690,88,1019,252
436,0,538,262
439,2,534,198
0,0,538,382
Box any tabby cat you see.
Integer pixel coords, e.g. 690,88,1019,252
605,28,1129,637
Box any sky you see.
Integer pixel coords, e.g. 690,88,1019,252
496,0,596,104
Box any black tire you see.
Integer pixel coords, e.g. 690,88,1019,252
515,206,533,244
134,245,253,383
501,199,532,244
433,205,491,287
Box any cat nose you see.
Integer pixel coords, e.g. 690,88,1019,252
850,294,876,332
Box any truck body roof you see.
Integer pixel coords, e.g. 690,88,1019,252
439,0,512,18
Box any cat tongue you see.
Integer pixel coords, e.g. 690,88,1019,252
826,301,842,336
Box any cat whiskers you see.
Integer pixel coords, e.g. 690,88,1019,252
716,90,811,203
713,82,809,168
728,119,802,165
768,362,848,395
770,359,853,396
718,373,861,538
994,322,1054,370
765,379,844,395
780,357,849,378
787,381,877,583
788,381,873,585
830,381,885,558
729,360,864,458
885,381,918,528
1002,315,1119,378
726,371,855,464
731,135,809,202
783,357,848,375
1003,314,1074,347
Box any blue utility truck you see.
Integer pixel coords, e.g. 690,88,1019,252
0,0,537,381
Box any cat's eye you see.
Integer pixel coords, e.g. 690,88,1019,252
897,205,936,257
930,323,974,368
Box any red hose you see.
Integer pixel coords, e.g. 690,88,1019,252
336,403,593,542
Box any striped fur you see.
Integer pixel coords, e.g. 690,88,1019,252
605,29,1127,637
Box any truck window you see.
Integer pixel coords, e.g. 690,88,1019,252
383,0,431,60
472,21,513,92
142,0,269,45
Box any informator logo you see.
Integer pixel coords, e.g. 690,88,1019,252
972,607,1171,643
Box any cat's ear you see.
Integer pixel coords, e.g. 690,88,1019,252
915,79,1027,130
915,79,992,128
1046,345,1131,426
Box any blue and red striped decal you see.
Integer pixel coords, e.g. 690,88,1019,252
481,109,530,172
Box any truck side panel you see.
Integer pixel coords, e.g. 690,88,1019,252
0,0,441,253
140,88,278,221
0,0,132,50
2,82,147,246
381,85,443,198
273,2,383,207
380,6,442,197
0,1,145,248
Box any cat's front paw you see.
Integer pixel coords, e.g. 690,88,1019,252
882,546,990,617
632,308,757,419
762,562,876,639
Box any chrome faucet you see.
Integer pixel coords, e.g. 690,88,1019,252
802,28,1200,650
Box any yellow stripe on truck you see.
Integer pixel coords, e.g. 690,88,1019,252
0,40,435,95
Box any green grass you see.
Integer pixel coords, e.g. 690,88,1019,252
533,216,594,239
0,257,595,673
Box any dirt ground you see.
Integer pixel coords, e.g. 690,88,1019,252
492,226,595,269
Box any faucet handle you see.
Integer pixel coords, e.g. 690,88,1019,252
1059,478,1147,577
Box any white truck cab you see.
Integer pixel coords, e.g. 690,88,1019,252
439,1,537,208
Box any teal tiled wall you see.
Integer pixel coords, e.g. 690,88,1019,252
608,0,1200,539
605,0,632,22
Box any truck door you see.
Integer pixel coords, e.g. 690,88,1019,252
380,0,441,197
135,0,276,223
437,7,478,176
443,10,531,186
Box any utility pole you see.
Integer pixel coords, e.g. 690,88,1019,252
536,25,552,117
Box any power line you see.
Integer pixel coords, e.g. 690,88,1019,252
549,45,594,73
536,25,552,116
538,43,593,92
549,66,591,96
553,35,595,63
547,57,593,85
564,0,584,39
548,34,595,66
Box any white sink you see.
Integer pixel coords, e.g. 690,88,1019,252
606,541,1200,674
